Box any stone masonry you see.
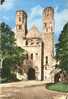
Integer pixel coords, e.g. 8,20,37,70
15,7,58,82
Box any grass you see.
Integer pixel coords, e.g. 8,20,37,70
47,82,68,92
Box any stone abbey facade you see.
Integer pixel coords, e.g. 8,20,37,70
15,7,57,82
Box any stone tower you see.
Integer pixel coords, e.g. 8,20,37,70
16,10,27,47
15,7,56,82
43,7,55,81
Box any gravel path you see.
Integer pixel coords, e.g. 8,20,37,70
0,81,68,99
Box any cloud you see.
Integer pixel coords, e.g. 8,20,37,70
28,5,68,43
0,16,8,23
0,1,68,43
12,27,16,33
0,0,16,11
0,15,13,25
28,5,43,31
54,7,68,42
30,5,43,19
2,16,9,21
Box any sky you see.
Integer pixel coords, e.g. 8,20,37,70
0,0,68,42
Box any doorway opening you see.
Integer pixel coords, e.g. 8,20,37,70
27,67,36,80
54,73,60,83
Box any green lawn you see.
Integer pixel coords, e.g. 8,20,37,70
47,83,68,92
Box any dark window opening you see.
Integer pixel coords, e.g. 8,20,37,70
46,9,50,16
31,53,33,60
31,42,34,45
46,56,48,64
25,40,28,45
44,23,47,27
47,13,49,16
36,53,38,55
19,17,21,21
46,28,48,32
31,40,34,45
26,54,28,60
37,42,39,45
51,27,53,32
19,25,22,30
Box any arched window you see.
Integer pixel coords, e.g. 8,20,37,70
26,54,28,60
46,56,48,64
51,27,53,32
44,23,47,27
36,53,38,56
25,40,28,45
31,40,34,45
19,25,22,30
31,53,33,60
19,16,21,21
46,28,48,32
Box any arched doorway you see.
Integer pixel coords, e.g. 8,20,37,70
54,73,60,83
27,67,36,80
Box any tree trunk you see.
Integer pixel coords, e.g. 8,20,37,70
0,58,3,82
0,58,3,68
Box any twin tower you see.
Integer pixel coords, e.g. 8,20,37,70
15,7,55,82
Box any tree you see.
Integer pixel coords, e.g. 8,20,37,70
56,23,68,73
0,0,5,5
0,22,15,69
0,22,25,82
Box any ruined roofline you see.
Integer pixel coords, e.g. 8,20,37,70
43,6,54,13
26,25,41,39
25,36,42,40
16,10,27,17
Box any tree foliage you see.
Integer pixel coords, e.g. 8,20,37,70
0,22,25,82
0,23,16,58
56,23,68,72
0,0,5,5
